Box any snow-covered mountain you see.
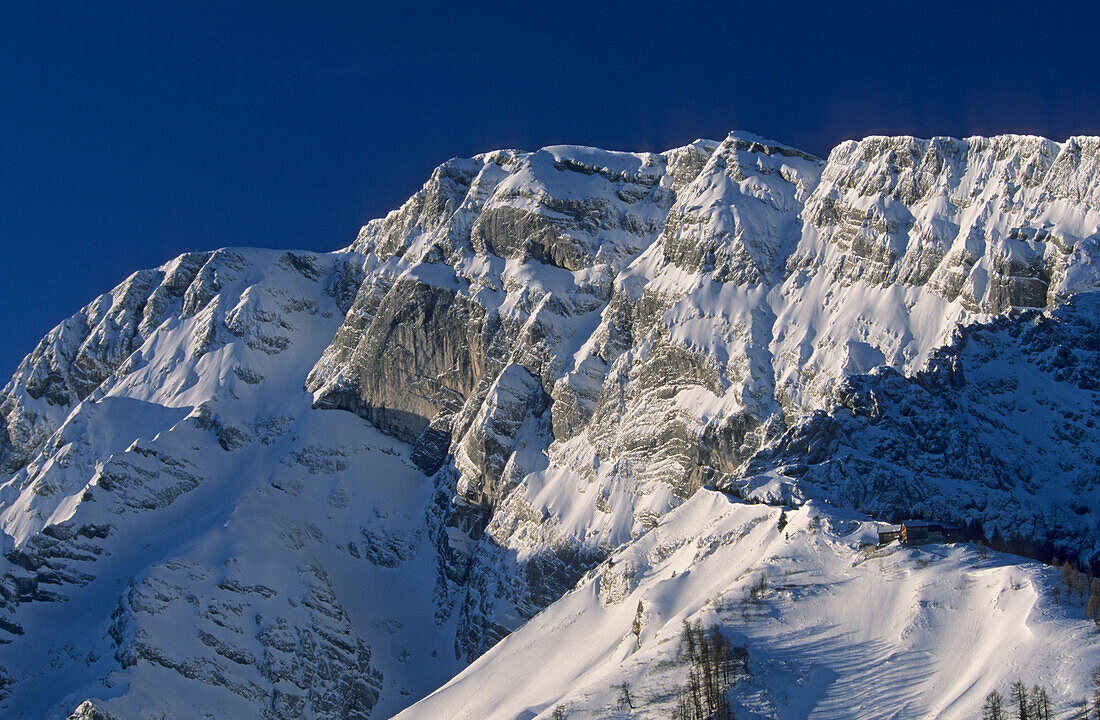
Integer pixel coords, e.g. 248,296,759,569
0,132,1098,719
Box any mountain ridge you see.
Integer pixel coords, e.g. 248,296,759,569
0,131,1097,719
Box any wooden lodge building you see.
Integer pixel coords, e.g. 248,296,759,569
878,520,966,546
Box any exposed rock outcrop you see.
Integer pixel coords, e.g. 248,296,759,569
0,132,1097,719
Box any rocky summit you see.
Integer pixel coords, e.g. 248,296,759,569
0,132,1098,719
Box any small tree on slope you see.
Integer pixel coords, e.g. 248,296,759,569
982,690,1005,720
1010,680,1029,720
1028,684,1051,720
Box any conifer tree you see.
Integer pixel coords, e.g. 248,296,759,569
673,622,736,720
632,600,644,648
1087,584,1100,627
617,682,634,710
1010,680,1029,720
1029,684,1051,720
982,689,1005,720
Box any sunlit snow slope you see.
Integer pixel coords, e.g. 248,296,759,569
396,493,1100,720
0,132,1096,719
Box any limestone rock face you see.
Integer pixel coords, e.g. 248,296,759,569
0,248,416,720
726,292,1100,563
453,363,548,508
309,276,489,443
298,131,1100,662
0,131,1097,719
660,135,822,284
0,252,210,474
798,135,1100,312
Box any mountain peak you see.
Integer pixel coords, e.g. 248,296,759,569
0,131,1097,719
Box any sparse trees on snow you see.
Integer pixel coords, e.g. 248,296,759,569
1063,560,1089,602
978,678,1095,720
1028,684,1051,720
748,574,768,604
1087,580,1100,628
982,689,1005,720
672,621,740,720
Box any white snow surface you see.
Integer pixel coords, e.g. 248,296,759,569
396,492,1100,720
0,132,1096,719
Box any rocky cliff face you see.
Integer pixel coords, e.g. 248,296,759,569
728,292,1100,562
0,132,1098,719
307,132,1100,648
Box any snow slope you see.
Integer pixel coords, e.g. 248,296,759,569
396,493,1100,720
0,132,1096,719
0,249,471,718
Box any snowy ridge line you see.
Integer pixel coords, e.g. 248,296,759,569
393,492,1100,720
0,131,1096,719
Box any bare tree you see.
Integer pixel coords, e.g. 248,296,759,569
748,574,768,604
982,690,1005,720
617,682,634,710
1087,590,1100,628
673,622,736,720
1029,684,1051,720
1010,680,1029,720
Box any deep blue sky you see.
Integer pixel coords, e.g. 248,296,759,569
3,2,1100,378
